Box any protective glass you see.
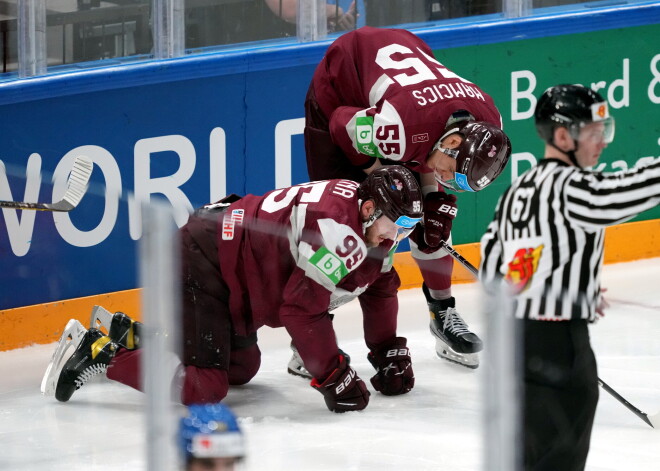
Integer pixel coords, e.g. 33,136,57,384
577,118,615,144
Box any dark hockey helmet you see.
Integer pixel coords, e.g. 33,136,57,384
434,121,512,192
535,84,615,145
358,166,423,238
179,403,245,461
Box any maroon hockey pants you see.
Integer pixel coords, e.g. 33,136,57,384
106,343,261,404
106,210,262,405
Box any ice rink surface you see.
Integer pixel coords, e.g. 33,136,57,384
1,258,659,470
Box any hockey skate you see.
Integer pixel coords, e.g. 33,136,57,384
287,342,312,379
287,343,351,380
41,319,118,402
89,305,142,350
423,284,483,369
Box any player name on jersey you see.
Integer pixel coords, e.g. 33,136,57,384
412,82,486,107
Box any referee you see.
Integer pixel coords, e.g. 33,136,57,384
479,84,660,470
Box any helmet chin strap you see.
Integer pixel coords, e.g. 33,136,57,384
363,215,377,231
549,139,581,168
432,128,462,154
360,199,380,231
566,150,580,168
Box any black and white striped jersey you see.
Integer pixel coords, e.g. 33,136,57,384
480,157,660,321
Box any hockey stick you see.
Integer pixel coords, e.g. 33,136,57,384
439,240,658,429
0,156,93,212
598,378,657,429
440,240,479,278
607,297,660,312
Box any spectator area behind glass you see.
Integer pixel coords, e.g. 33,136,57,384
0,0,363,72
0,0,644,75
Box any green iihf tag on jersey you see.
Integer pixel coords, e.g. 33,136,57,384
385,243,398,269
310,246,349,285
355,116,382,158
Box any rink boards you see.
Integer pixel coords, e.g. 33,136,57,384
2,218,660,351
0,3,659,348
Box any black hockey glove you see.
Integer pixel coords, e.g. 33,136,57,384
311,354,370,413
368,337,415,396
423,192,457,247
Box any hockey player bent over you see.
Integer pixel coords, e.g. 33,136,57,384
297,26,512,370
42,166,423,413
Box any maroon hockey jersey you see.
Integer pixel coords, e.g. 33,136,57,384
312,26,502,172
217,179,400,380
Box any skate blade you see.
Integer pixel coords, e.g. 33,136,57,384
287,358,312,380
435,338,479,369
287,367,312,380
40,319,87,396
89,305,114,333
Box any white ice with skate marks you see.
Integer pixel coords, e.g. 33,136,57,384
1,258,659,470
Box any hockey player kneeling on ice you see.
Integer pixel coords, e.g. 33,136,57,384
180,403,245,471
41,166,422,412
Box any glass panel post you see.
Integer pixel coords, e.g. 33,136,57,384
297,0,327,42
482,288,522,470
140,200,181,471
18,0,46,77
152,0,185,58
504,0,532,18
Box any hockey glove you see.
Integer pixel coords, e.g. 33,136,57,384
368,337,415,396
408,225,436,254
423,192,457,247
311,354,370,413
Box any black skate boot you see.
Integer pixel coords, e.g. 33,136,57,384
41,319,118,402
423,283,483,369
55,328,117,402
90,305,142,350
287,342,351,380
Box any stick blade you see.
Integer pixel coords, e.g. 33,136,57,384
43,156,93,211
647,411,659,429
0,156,93,212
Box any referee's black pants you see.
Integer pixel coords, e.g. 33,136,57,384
522,319,599,471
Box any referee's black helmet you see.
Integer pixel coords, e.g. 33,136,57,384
535,84,615,144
